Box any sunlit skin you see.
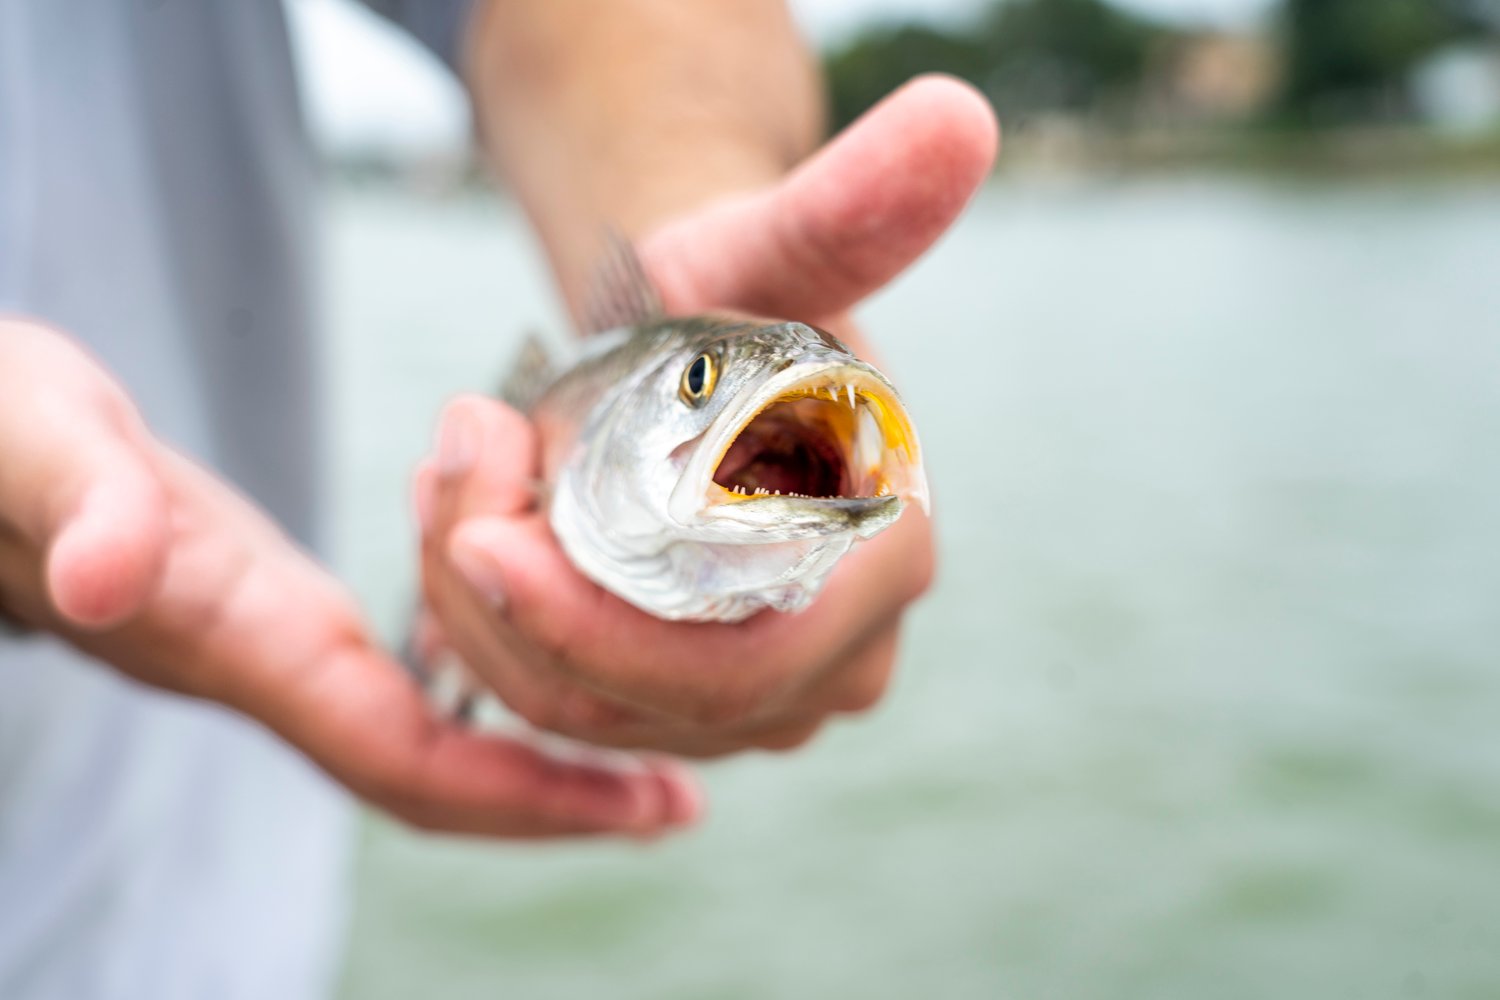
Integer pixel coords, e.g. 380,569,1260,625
417,74,999,757
0,2,998,839
0,322,698,838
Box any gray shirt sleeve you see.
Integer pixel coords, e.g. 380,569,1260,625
358,0,479,71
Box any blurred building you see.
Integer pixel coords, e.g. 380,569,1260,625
1152,31,1279,123
1412,43,1500,135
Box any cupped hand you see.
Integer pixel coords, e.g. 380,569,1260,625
418,76,998,756
0,319,698,838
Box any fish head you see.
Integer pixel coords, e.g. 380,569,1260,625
555,318,927,620
662,320,928,540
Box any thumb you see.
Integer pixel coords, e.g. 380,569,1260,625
0,323,170,629
643,73,999,320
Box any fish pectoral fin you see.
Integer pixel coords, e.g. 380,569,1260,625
497,332,555,414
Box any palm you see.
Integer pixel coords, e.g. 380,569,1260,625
420,76,998,753
0,321,696,838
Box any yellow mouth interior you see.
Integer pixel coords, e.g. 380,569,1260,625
710,381,916,503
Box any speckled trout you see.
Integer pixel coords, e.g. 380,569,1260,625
503,243,928,623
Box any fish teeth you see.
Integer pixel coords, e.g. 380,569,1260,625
846,384,857,408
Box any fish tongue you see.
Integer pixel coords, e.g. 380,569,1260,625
712,413,848,498
735,462,811,497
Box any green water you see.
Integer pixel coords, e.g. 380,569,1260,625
325,178,1500,1000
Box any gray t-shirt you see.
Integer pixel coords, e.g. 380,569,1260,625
0,2,469,996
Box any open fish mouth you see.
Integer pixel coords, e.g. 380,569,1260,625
678,361,928,531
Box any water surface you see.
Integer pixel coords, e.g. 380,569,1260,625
327,177,1500,1000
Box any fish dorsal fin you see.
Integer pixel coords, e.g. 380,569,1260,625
582,230,663,335
498,332,555,414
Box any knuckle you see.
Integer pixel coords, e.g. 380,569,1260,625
522,613,578,672
838,679,887,715
686,667,798,728
488,400,532,440
756,724,820,753
557,690,632,732
390,806,445,835
904,544,937,604
684,690,759,728
836,659,895,715
93,380,139,430
359,768,423,817
671,743,740,760
505,692,561,733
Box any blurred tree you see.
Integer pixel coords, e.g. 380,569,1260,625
823,0,1164,132
1276,0,1490,124
825,24,991,132
979,0,1161,120
823,0,1500,137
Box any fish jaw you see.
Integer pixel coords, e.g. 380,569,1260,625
669,358,929,540
550,474,859,622
698,493,905,540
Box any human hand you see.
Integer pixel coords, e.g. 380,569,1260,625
0,319,698,837
418,76,998,756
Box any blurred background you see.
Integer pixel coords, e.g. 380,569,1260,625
288,1,1500,997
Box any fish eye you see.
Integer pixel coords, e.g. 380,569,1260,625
680,351,717,405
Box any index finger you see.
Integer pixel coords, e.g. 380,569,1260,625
445,502,932,725
223,617,699,837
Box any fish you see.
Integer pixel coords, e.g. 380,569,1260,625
499,240,929,623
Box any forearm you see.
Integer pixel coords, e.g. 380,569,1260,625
462,0,823,317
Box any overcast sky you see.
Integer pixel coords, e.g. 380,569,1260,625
288,0,1277,155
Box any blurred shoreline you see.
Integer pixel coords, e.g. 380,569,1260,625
997,123,1500,178
321,125,1500,199
331,171,1500,1000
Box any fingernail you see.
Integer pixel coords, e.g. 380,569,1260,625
626,774,668,841
655,759,704,828
436,406,480,478
448,533,507,608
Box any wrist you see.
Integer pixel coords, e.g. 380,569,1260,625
462,1,823,326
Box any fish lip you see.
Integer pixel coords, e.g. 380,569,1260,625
668,358,928,528
695,492,905,540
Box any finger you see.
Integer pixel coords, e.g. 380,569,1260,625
430,396,537,526
0,331,170,629
581,625,900,756
43,451,171,628
413,458,438,536
422,395,539,613
428,527,651,735
418,398,652,732
781,623,901,718
423,394,657,731
256,640,702,838
643,74,999,320
442,507,932,725
408,605,451,671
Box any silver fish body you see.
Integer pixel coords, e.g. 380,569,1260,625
517,315,928,622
